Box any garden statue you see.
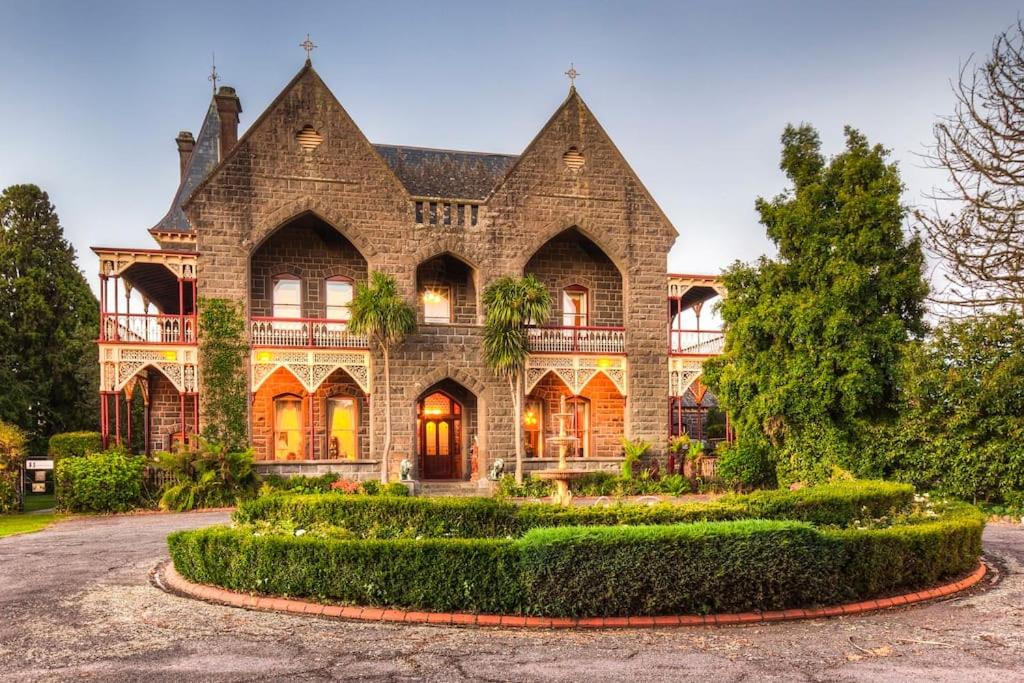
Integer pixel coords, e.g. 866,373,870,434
488,458,504,480
399,459,412,481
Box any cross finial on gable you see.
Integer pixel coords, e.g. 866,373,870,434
208,53,219,93
565,63,580,90
300,34,317,63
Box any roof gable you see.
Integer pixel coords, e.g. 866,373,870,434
184,62,409,213
487,87,678,238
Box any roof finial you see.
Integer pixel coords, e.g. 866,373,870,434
564,63,580,90
208,52,219,93
300,34,317,63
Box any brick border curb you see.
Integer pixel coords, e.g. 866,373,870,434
156,560,987,629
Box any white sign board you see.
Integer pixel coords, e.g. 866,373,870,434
25,459,54,470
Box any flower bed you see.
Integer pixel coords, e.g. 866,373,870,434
168,481,983,618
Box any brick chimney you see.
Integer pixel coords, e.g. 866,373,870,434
175,131,195,179
214,86,242,159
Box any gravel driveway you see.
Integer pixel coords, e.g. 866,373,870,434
0,512,1021,682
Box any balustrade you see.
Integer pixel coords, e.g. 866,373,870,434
669,329,724,355
100,313,195,344
250,317,369,349
526,325,625,354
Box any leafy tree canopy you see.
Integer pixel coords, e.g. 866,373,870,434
0,184,98,454
703,126,928,483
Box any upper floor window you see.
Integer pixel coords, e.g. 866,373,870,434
325,277,353,321
422,286,451,323
272,275,302,319
562,285,589,328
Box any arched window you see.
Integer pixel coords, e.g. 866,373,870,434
562,284,589,327
325,276,353,321
326,396,358,460
272,274,302,319
422,285,452,323
567,396,590,457
273,394,303,460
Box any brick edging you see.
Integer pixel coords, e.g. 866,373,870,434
157,561,987,629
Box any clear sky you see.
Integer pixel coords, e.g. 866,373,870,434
1,0,1019,287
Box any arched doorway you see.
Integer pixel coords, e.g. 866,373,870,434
417,390,462,479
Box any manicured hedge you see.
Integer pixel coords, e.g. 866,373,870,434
48,431,103,460
168,502,983,616
56,451,146,512
234,480,914,538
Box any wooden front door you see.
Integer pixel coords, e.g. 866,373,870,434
418,391,462,479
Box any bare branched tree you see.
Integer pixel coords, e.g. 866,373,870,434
918,20,1024,314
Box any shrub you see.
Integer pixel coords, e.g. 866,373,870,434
156,440,259,511
170,501,982,617
259,473,339,496
48,431,103,460
496,474,553,499
235,480,914,537
0,421,26,513
56,450,146,512
620,438,651,479
716,440,776,490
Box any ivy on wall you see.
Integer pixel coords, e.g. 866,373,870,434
198,299,248,451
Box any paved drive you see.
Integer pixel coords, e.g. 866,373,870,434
0,512,1021,682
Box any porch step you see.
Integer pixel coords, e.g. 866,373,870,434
417,480,490,498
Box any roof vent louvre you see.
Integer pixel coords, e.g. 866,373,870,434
296,125,323,152
563,147,585,171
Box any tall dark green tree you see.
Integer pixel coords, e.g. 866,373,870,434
0,184,99,454
704,126,928,484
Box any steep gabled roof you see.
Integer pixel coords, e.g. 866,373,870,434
373,145,518,200
150,101,221,234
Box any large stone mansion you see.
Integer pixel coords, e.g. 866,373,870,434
93,58,726,482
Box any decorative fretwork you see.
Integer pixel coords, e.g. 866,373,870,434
525,355,628,396
98,344,198,393
669,356,704,397
93,247,198,280
251,349,371,394
526,326,625,354
667,274,726,298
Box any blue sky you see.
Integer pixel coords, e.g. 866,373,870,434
0,0,1019,284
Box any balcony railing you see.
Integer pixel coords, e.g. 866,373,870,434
527,325,625,354
250,317,369,349
100,313,196,344
670,329,724,355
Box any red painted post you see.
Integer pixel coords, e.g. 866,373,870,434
178,278,184,344
179,391,186,448
144,398,151,456
99,274,107,340
100,392,108,449
113,276,119,341
125,391,132,450
114,391,121,447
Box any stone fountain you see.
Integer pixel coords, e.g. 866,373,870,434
532,395,589,505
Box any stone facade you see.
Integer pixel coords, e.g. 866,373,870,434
97,61,718,481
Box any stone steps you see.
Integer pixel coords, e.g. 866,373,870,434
417,480,491,498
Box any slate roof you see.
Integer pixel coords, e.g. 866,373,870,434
373,145,518,200
150,101,221,234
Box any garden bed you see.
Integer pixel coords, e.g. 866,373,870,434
167,481,984,618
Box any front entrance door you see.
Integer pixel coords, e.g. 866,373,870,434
417,391,462,479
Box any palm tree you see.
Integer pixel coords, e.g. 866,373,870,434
482,275,552,483
348,271,416,482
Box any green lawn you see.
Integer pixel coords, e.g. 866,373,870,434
0,512,63,539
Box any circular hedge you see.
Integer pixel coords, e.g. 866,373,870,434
167,481,984,617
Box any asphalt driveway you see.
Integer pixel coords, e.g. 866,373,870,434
0,512,1021,682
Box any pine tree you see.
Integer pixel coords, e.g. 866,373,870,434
704,126,928,484
0,184,98,454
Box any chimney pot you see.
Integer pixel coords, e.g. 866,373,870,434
175,131,195,180
214,86,242,160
